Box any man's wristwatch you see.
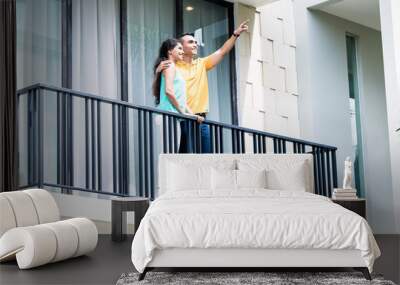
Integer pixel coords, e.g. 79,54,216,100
233,32,240,37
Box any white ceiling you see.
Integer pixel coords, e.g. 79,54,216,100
226,0,381,31
315,0,381,31
226,0,277,8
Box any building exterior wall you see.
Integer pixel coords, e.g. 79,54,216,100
236,0,300,138
379,0,400,234
293,1,397,234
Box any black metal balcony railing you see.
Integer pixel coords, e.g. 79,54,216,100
17,83,338,199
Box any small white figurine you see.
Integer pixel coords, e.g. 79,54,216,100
342,156,353,189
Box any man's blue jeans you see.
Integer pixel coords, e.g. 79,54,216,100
199,124,211,153
179,121,211,153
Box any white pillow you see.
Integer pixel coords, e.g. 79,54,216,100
212,168,237,190
266,162,308,191
166,163,212,191
236,169,267,189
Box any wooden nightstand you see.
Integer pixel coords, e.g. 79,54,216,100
332,198,366,218
111,197,149,242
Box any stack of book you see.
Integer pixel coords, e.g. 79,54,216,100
332,188,357,199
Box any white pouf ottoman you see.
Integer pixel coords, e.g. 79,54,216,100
0,189,98,269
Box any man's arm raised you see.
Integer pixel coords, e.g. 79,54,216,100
206,20,249,69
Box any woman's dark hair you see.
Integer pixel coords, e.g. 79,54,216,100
153,38,180,105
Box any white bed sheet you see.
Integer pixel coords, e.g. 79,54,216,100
131,190,380,273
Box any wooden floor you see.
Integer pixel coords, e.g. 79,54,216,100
0,235,398,285
0,235,133,285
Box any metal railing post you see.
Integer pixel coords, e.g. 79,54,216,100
149,112,155,199
332,149,338,188
37,87,44,188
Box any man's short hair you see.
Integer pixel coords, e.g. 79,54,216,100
178,32,194,41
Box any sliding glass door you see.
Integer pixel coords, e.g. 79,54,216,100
183,0,233,124
125,0,235,195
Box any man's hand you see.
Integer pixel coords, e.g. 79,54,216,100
196,115,205,124
234,20,249,36
206,20,250,69
155,60,172,74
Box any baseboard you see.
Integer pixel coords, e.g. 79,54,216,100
61,216,136,235
51,191,136,235
374,234,400,238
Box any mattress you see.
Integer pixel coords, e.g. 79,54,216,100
131,190,380,273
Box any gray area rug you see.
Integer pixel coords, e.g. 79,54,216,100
116,272,396,285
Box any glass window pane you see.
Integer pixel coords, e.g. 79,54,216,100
71,0,121,99
16,0,62,186
346,35,365,197
183,0,232,124
127,0,175,105
16,0,62,89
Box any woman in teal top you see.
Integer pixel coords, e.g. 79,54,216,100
153,39,203,153
157,63,186,113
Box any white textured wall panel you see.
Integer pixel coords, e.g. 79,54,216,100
262,63,286,91
237,1,299,136
287,46,297,70
273,41,289,68
238,32,251,57
239,55,251,82
261,62,274,89
286,67,299,95
283,20,297,46
243,82,254,109
253,60,264,86
260,16,284,42
264,87,277,115
250,13,262,59
260,37,274,62
253,83,265,111
276,92,297,118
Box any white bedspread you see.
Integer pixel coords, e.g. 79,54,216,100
131,190,380,273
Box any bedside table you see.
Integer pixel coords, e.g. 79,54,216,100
111,197,149,242
331,198,366,218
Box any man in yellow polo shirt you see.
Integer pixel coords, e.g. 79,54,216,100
158,20,249,153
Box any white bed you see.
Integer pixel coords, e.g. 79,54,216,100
131,154,380,280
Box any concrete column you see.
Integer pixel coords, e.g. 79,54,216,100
379,0,400,234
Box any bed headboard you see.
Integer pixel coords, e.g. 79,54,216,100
158,154,314,195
